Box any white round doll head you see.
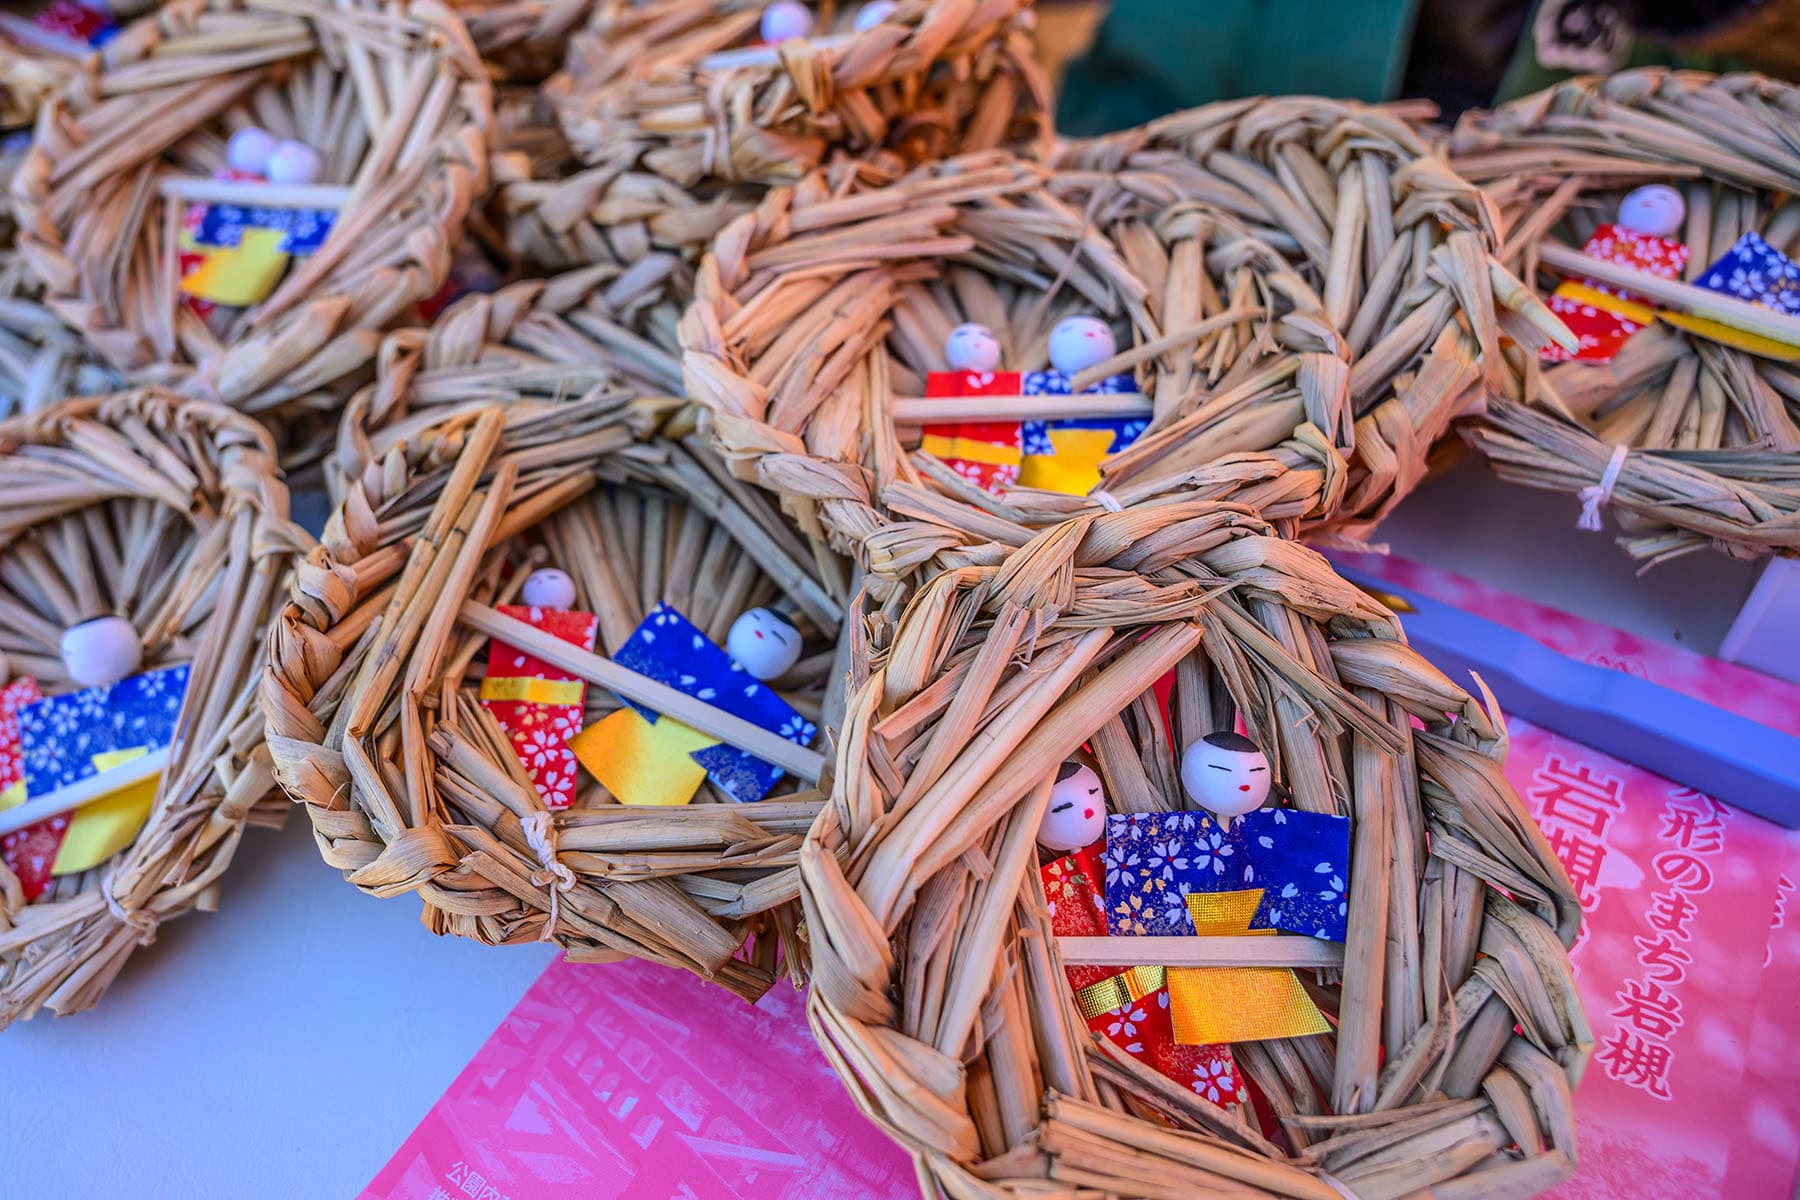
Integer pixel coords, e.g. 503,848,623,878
60,616,142,689
944,322,1001,372
1048,315,1117,374
1038,760,1106,852
521,567,576,609
760,1,813,41
1616,184,1685,239
727,607,803,680
266,140,322,186
1181,731,1272,819
854,1,898,30
226,126,278,176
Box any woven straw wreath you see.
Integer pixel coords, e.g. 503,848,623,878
265,392,850,1001
681,144,1563,600
11,0,492,420
800,504,1590,1199
550,0,1051,189
0,389,306,1026
0,249,122,418
1450,69,1800,563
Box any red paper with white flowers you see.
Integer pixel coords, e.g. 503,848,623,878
0,676,65,901
1331,551,1800,1200
480,606,597,810
1041,843,1246,1105
1542,224,1691,363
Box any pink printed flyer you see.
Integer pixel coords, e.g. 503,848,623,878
1342,552,1800,1200
361,959,915,1200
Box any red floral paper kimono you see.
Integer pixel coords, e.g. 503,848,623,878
1041,841,1246,1104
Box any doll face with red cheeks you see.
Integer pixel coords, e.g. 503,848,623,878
1037,762,1106,852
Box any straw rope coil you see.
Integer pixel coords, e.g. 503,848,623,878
0,388,308,1025
549,0,1052,188
799,503,1590,1199
11,0,493,421
1450,69,1800,563
681,142,1565,600
264,394,851,1001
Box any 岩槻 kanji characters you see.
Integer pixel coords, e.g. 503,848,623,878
1529,755,1625,836
1545,825,1608,904
1632,932,1692,984
1612,978,1684,1039
1596,1027,1674,1100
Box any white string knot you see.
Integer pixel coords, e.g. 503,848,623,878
522,811,575,943
1577,443,1630,532
1090,488,1122,513
102,867,158,946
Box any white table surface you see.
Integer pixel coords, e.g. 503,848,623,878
0,456,1771,1199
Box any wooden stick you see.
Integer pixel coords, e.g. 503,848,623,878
1057,935,1345,970
157,178,353,211
1537,241,1800,349
699,34,850,71
892,392,1154,425
457,601,826,781
0,747,171,837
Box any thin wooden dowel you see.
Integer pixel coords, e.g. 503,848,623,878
457,601,826,781
1537,241,1800,349
158,178,353,210
1057,935,1345,970
892,393,1154,425
0,746,171,837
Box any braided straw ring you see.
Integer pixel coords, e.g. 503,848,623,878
548,0,1051,188
0,249,123,418
329,263,693,501
263,399,849,1001
681,147,1562,599
800,504,1589,1198
11,0,492,419
1450,69,1800,563
0,389,308,1026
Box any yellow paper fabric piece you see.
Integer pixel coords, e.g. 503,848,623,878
0,780,23,811
1074,963,1167,1019
1165,889,1332,1044
1553,281,1658,327
180,226,289,306
570,709,714,807
478,677,586,705
51,746,159,876
1018,427,1116,495
1657,312,1800,361
919,432,1021,468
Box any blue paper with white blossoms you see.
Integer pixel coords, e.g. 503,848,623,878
1693,231,1800,315
612,604,816,803
195,203,336,256
18,664,189,795
1020,369,1148,458
1102,808,1351,942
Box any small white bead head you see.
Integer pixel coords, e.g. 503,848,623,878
1616,184,1686,239
1038,759,1106,852
727,607,803,681
226,127,278,176
944,322,1001,372
266,140,322,186
1048,314,1117,374
1180,731,1272,819
521,567,577,610
760,1,813,42
60,616,142,690
854,1,898,30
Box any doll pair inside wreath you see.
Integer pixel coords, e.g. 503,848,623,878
1036,730,1350,1107
472,563,817,812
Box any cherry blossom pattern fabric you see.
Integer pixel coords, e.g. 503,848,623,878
1542,224,1690,363
479,605,598,810
1040,842,1245,1105
0,676,57,901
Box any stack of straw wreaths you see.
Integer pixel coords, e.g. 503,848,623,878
1450,69,1800,563
265,395,850,1000
551,0,1052,187
681,139,1569,601
11,0,492,422
0,389,306,1025
801,504,1589,1198
328,263,690,501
